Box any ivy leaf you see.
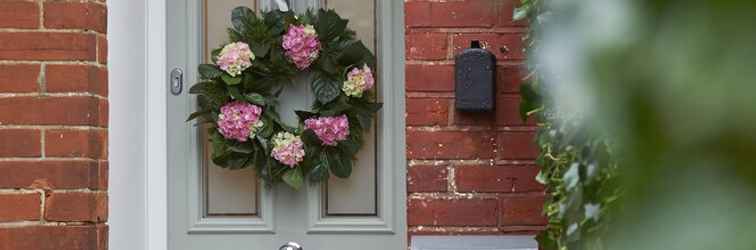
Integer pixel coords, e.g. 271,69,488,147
513,5,530,21
328,150,352,178
231,6,255,33
312,77,341,104
199,64,223,79
282,168,304,190
221,74,242,85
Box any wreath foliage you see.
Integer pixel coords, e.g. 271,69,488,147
187,7,381,190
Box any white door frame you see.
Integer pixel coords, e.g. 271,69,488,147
143,1,406,250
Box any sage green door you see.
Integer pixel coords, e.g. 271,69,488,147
166,0,405,250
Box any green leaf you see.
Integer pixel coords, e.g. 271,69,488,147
513,5,530,21
199,64,223,79
338,138,360,156
188,81,214,94
245,93,266,105
231,6,255,33
186,110,210,122
295,110,318,121
316,9,348,41
308,159,330,182
338,41,374,68
229,143,255,154
250,43,270,58
312,77,341,104
221,74,242,85
282,168,304,190
327,150,352,178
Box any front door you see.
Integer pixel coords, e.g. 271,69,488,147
166,1,406,250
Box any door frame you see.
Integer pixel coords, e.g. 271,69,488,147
144,1,406,250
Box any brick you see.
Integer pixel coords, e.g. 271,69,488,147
452,107,496,126
0,160,107,190
407,165,448,192
497,132,538,160
0,225,108,250
496,94,535,126
408,198,498,226
499,195,547,226
405,1,432,27
496,0,527,27
0,96,107,126
407,98,449,126
407,130,495,160
0,129,41,157
45,192,107,223
44,2,107,33
406,64,454,92
452,33,525,61
497,65,526,94
0,193,40,222
0,1,39,29
97,36,108,64
406,33,448,60
45,129,107,159
0,64,40,93
0,32,97,61
428,0,497,28
46,65,108,96
456,165,543,193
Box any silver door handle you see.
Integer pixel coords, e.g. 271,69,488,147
170,67,183,96
279,242,303,250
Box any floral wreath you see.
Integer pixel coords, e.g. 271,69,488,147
187,7,380,190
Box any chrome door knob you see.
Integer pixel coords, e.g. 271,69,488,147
279,242,303,250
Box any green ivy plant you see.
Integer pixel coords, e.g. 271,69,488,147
515,1,621,249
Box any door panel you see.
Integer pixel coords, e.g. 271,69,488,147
167,0,405,249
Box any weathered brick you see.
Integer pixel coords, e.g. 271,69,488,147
406,64,454,92
407,0,497,28
44,2,107,33
46,64,108,96
456,165,543,193
407,130,495,160
497,131,538,160
499,195,548,226
406,33,448,60
497,65,526,94
452,33,525,61
0,96,107,126
496,94,535,126
0,129,41,157
0,64,40,93
408,198,498,226
407,98,450,126
0,193,40,222
408,165,448,192
0,225,108,250
405,1,432,27
45,129,107,159
0,32,97,61
97,36,107,65
0,160,107,190
0,1,39,29
45,192,107,223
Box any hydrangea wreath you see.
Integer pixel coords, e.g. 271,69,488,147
187,7,381,190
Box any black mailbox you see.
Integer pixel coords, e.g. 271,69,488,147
455,40,496,112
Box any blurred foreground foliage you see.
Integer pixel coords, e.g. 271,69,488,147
517,0,756,249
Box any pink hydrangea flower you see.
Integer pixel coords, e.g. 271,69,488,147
304,115,350,146
281,24,320,70
271,132,305,167
342,64,375,98
216,42,255,77
216,101,263,142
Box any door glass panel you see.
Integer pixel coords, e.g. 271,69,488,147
323,0,378,216
202,0,259,217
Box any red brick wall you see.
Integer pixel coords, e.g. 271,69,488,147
404,0,546,237
0,0,108,250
